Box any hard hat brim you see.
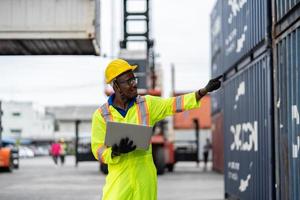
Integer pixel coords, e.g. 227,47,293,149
131,65,138,71
106,64,138,84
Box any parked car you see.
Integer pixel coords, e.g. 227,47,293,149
19,146,34,158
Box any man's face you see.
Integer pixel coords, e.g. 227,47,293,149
115,70,138,99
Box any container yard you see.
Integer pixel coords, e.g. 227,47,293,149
0,0,299,199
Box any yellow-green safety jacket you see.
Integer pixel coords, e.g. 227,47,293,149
91,92,201,200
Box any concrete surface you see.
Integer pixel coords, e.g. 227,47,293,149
0,156,224,200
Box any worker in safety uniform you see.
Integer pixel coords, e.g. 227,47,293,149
91,59,222,200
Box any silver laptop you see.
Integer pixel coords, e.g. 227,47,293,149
104,121,153,151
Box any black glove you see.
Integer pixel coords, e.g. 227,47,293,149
204,75,222,92
111,137,136,157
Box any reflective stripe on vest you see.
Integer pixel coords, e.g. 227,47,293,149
97,145,106,162
97,104,113,162
99,103,113,122
97,97,149,160
98,96,149,126
136,95,150,126
173,95,184,113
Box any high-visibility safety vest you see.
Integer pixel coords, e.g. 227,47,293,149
91,92,201,200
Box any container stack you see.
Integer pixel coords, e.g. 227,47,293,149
273,0,300,199
210,0,224,174
210,0,300,199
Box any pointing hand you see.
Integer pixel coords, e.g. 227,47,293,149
204,75,222,92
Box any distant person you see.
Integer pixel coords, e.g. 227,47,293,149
91,59,222,199
50,141,61,165
59,138,67,165
203,138,212,170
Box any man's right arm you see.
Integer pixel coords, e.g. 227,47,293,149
91,110,120,164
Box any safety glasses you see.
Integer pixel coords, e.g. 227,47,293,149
117,77,138,86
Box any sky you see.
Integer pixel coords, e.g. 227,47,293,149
0,0,216,106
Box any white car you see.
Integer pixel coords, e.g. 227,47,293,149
19,146,35,158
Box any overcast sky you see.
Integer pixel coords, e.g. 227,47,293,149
0,0,216,106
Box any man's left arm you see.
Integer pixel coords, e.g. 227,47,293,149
147,76,222,124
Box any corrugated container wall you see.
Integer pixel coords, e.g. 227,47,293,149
212,112,224,173
273,0,300,37
224,51,274,200
222,0,271,72
210,0,223,78
0,0,100,55
274,0,300,23
211,88,224,115
274,21,300,200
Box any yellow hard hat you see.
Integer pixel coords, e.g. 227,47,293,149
105,59,137,83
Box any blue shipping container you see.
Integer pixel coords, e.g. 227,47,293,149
274,0,300,23
273,0,300,37
210,0,222,58
211,52,224,80
210,0,223,79
211,87,224,115
222,0,271,72
275,20,300,200
224,51,274,200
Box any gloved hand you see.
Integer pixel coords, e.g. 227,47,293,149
204,75,222,92
111,137,136,157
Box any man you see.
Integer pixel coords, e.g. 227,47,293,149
203,138,212,170
59,138,66,165
50,140,61,165
91,59,221,200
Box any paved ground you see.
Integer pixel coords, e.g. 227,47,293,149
0,156,224,200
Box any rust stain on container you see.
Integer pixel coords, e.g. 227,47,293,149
212,112,224,173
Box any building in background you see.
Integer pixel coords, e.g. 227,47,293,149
46,106,98,141
1,101,55,143
46,105,98,165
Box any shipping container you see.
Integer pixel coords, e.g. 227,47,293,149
221,0,271,72
224,51,274,200
210,0,222,58
212,112,224,173
274,20,300,200
173,95,211,129
273,0,300,36
0,0,100,55
210,0,224,79
211,87,224,115
211,52,224,79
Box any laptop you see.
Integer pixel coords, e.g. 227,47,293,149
104,121,153,151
